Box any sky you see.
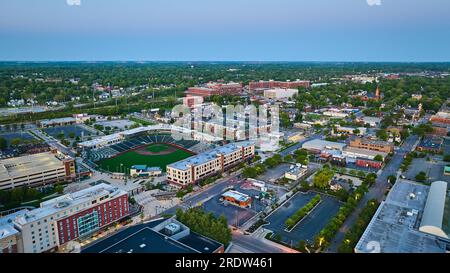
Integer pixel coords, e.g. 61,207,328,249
0,0,449,62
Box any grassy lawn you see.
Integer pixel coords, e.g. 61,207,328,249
98,146,193,173
146,143,171,153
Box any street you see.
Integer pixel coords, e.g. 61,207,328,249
326,134,419,252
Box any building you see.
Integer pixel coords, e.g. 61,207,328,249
130,165,162,178
185,82,243,97
416,136,443,153
430,111,450,126
322,109,349,118
221,190,252,208
419,181,449,239
183,96,204,108
38,117,77,128
0,210,27,253
248,80,310,92
349,138,394,153
0,183,129,253
82,217,224,253
302,139,346,154
263,88,298,100
342,146,387,161
284,165,308,181
445,166,450,176
166,141,255,187
0,150,76,190
357,116,382,127
355,158,383,169
355,180,449,253
333,126,366,136
285,131,305,143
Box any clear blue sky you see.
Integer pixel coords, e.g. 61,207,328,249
1,0,449,61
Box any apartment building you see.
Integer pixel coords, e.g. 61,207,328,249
167,142,255,187
248,80,310,92
0,150,76,190
1,183,129,253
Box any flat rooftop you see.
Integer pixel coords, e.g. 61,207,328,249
343,146,388,158
0,152,67,181
355,180,448,253
14,183,126,225
82,219,222,253
168,141,253,171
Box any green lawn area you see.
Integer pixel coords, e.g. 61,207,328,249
146,143,171,153
97,146,193,173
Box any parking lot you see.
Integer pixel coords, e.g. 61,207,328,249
257,163,291,183
199,181,269,227
264,191,341,245
0,131,36,144
42,124,94,139
405,157,450,183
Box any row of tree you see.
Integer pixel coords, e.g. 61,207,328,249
175,208,232,246
285,194,321,230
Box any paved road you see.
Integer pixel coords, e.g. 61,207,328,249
32,128,76,157
163,173,243,215
327,134,419,252
231,232,291,253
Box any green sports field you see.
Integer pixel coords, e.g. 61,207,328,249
97,144,193,173
145,144,171,153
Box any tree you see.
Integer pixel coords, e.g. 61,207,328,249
415,171,427,182
443,155,450,162
313,168,334,189
376,129,388,141
0,137,7,151
374,154,383,162
10,138,22,146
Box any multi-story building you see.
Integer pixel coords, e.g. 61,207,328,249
0,210,27,253
185,82,243,97
0,150,76,190
3,183,129,253
349,138,394,153
263,88,298,100
248,80,310,92
166,142,255,187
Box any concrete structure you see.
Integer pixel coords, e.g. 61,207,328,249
419,181,449,239
166,141,255,187
302,139,346,153
221,190,252,208
349,138,394,153
78,124,222,149
0,150,76,190
0,183,129,253
130,165,162,178
355,180,449,253
263,88,298,100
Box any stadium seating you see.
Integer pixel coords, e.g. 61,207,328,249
85,133,199,162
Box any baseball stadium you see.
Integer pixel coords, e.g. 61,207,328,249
80,125,216,174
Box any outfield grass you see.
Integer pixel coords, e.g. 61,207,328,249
145,143,171,153
97,146,193,173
